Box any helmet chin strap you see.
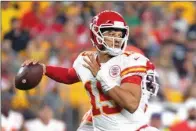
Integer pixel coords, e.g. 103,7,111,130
105,47,123,56
103,35,127,56
96,39,124,56
94,39,126,56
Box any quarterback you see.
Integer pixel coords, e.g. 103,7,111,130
22,10,160,131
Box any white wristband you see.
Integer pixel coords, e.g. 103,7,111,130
96,70,118,92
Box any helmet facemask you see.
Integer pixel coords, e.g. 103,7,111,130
90,24,129,56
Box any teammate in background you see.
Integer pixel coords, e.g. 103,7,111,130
22,10,159,131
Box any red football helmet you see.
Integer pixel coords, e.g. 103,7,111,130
90,10,129,56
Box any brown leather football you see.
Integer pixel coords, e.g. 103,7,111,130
15,64,43,90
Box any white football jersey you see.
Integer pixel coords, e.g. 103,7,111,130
1,110,24,131
77,109,93,131
25,118,66,131
73,51,153,131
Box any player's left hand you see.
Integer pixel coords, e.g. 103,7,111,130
83,53,100,77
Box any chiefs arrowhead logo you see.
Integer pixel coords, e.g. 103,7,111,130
109,65,121,78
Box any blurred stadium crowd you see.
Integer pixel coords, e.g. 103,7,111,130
1,1,196,131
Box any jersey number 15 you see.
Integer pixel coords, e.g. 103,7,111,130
85,81,122,116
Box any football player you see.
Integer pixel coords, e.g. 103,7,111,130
22,10,160,131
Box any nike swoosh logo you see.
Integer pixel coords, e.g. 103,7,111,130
134,57,140,60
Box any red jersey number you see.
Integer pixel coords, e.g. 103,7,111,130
85,81,122,116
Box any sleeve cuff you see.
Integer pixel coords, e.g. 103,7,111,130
121,75,142,85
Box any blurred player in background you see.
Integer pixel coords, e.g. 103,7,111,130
22,10,160,131
24,104,66,131
1,93,24,131
170,98,196,131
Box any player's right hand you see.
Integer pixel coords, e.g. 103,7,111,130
83,53,100,77
21,60,46,75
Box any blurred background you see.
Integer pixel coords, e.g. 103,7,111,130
1,1,196,131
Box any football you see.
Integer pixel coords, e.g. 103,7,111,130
15,64,43,90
